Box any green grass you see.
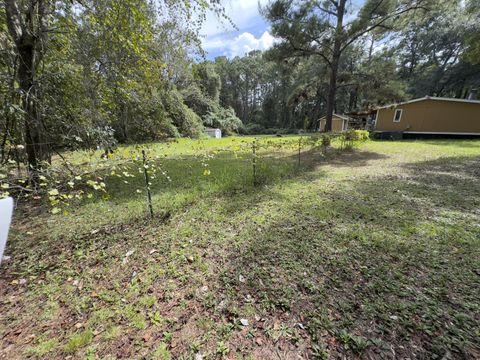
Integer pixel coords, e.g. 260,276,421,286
1,137,480,359
64,330,93,354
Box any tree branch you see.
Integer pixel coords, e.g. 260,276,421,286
340,3,429,53
4,0,25,43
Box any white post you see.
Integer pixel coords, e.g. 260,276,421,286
0,197,13,265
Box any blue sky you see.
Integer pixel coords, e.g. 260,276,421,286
200,0,366,60
201,0,274,60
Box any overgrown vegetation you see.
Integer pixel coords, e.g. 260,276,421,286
1,1,479,179
1,138,480,359
1,0,480,358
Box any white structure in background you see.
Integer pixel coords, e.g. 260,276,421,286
205,128,222,139
0,197,13,265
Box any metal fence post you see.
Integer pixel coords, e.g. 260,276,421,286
298,137,301,166
252,140,257,186
142,149,154,218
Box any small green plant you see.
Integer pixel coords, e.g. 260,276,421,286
216,341,229,356
321,134,332,149
311,343,329,359
162,331,173,343
337,330,369,353
152,342,171,360
149,311,163,326
26,338,58,356
124,305,147,329
103,326,121,340
189,340,201,353
64,330,93,354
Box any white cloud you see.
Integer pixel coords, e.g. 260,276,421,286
200,0,277,58
229,31,276,57
203,31,276,58
201,0,271,37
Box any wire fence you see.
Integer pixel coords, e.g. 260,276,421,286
0,135,334,216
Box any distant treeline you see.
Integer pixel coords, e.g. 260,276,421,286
0,0,479,175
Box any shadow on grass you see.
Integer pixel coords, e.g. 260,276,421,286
413,140,480,148
219,153,480,359
80,148,317,205
77,146,388,205
400,155,480,210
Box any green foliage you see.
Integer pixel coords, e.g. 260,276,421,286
397,2,480,97
26,338,58,357
64,330,93,354
216,341,229,355
181,84,219,119
321,134,332,148
204,107,242,135
3,138,480,358
165,89,204,138
340,130,370,149
152,343,171,360
464,0,480,65
337,331,369,353
193,62,221,102
0,0,228,171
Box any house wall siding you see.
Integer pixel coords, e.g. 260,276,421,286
375,100,480,133
319,116,345,132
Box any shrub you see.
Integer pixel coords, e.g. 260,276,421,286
321,133,332,148
165,89,204,138
181,106,204,138
355,130,370,141
61,125,118,153
244,123,266,135
340,129,369,149
156,119,181,139
204,107,242,135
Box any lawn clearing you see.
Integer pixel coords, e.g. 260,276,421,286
1,138,480,359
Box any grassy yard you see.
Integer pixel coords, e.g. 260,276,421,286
1,137,480,359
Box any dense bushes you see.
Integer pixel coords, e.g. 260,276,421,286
165,90,204,138
340,130,370,149
238,124,297,135
204,107,242,135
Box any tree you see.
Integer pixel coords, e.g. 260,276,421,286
2,0,226,179
464,0,480,65
397,1,480,98
264,0,429,131
4,0,50,178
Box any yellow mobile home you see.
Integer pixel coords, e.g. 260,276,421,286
374,96,480,135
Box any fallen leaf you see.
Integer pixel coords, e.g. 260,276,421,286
122,249,135,264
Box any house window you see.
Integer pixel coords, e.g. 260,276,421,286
393,109,402,122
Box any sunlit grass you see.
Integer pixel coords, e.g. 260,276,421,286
3,137,480,359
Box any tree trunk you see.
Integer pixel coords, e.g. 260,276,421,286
18,44,48,172
325,60,338,131
325,0,346,132
5,0,50,179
